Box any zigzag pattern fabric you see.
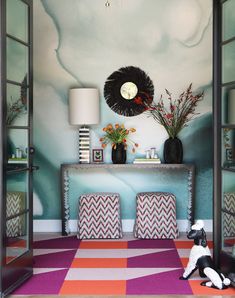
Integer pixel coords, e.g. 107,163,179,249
134,192,179,239
6,191,25,237
77,193,123,239
223,192,235,237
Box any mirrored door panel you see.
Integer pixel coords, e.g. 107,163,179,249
221,86,235,125
0,0,33,296
6,83,28,126
6,37,28,84
7,128,28,166
222,40,235,84
6,171,29,264
6,213,28,264
6,171,29,207
222,0,235,41
222,211,235,257
222,128,235,169
222,170,235,194
6,0,28,42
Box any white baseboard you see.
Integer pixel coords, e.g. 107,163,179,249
33,219,213,233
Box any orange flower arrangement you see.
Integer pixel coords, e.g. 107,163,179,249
100,123,138,153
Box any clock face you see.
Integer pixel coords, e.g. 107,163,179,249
120,82,138,100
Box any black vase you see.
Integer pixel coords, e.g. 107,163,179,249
163,137,183,164
112,143,126,164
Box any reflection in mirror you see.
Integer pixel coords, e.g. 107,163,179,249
222,211,235,257
222,40,235,84
7,129,28,165
6,173,28,205
7,37,28,83
223,0,235,42
222,129,235,169
6,214,28,264
6,189,28,264
7,0,28,43
6,82,28,126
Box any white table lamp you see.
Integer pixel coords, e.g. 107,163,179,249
69,88,100,163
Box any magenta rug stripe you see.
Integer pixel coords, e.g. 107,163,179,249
12,237,194,295
34,249,77,268
128,249,182,267
128,239,175,248
126,268,193,295
33,236,80,249
13,269,68,295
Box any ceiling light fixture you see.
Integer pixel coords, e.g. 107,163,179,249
105,0,110,7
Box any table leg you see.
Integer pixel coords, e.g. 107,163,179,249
61,166,70,235
187,166,195,230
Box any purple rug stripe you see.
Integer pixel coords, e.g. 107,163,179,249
128,239,175,248
34,249,77,268
13,269,68,295
33,236,80,249
128,249,182,268
126,268,193,295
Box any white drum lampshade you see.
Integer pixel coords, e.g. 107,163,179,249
69,88,100,125
68,88,100,163
228,89,235,124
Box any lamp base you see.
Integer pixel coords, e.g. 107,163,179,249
79,126,90,163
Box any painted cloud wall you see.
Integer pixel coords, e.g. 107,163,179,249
33,0,213,222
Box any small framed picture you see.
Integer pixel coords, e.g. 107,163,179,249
92,149,104,163
226,148,233,161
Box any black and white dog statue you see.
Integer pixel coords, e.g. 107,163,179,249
180,220,231,290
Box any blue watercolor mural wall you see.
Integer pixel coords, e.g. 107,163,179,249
33,0,213,222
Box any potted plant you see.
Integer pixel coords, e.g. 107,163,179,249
134,83,204,163
100,123,138,164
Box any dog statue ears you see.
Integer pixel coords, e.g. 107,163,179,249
191,219,204,230
190,220,207,247
200,229,207,247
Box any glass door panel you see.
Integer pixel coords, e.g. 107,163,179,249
221,86,235,125
6,83,28,126
222,211,235,256
6,213,28,264
222,170,235,193
222,128,235,168
7,128,28,166
222,40,235,84
6,171,29,264
7,171,29,204
6,0,28,42
6,37,28,83
222,0,235,41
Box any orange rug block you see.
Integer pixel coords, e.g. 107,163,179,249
59,280,126,295
71,257,127,268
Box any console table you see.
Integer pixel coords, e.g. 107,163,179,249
60,163,195,235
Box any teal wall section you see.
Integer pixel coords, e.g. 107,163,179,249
33,0,213,220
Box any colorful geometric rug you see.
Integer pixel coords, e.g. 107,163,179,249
12,234,235,296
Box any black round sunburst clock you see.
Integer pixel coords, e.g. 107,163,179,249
104,66,154,117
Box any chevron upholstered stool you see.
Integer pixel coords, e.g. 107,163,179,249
134,192,179,239
223,192,235,238
6,191,25,237
77,192,123,239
